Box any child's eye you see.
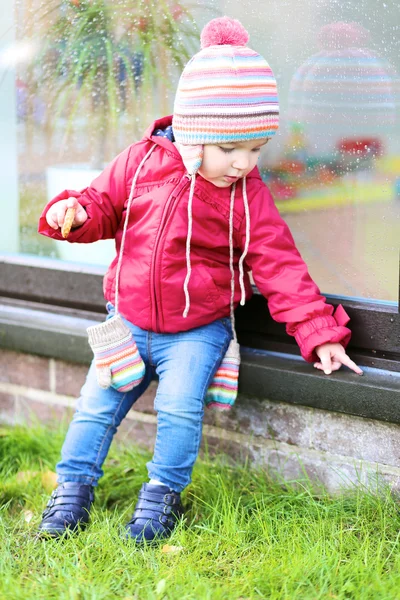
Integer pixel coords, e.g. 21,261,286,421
252,147,262,153
219,147,234,153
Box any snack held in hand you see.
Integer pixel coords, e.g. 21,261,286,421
61,207,76,238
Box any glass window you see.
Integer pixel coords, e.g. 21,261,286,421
231,1,399,303
1,0,399,303
2,0,199,264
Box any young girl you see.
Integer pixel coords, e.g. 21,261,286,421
37,16,362,543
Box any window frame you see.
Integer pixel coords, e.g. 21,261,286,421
0,254,399,424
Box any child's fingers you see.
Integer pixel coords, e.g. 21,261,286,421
314,357,363,376
45,210,59,230
55,203,68,228
313,361,341,372
73,204,88,226
66,197,79,210
318,353,333,375
45,198,82,231
55,198,79,228
337,353,363,375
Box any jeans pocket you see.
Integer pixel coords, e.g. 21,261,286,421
220,317,233,337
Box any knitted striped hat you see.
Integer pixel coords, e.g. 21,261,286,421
172,16,279,172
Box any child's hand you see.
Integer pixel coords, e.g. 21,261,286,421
314,342,363,376
46,197,88,231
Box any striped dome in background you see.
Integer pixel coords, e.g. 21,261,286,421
288,22,396,129
173,17,279,145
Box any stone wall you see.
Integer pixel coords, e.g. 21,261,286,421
1,348,400,494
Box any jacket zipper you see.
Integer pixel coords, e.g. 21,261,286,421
150,176,190,331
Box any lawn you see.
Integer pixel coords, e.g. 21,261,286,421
1,424,400,599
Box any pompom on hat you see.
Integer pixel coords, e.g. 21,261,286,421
200,15,249,47
173,16,279,174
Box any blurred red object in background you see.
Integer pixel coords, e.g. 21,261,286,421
338,137,384,158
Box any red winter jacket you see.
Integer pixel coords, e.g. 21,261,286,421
38,116,351,362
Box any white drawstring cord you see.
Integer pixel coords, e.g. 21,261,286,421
114,145,156,314
182,173,196,318
183,176,250,325
228,182,238,343
238,176,250,306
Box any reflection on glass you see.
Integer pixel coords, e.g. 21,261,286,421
260,21,399,302
288,22,396,154
10,0,198,263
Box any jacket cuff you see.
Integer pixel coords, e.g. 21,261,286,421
294,305,352,362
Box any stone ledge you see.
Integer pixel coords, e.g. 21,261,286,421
204,395,400,469
1,304,400,424
1,380,400,494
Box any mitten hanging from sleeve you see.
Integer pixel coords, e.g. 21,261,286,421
204,338,240,409
87,315,145,392
86,145,156,392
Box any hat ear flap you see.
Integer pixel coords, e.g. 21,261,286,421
177,143,204,175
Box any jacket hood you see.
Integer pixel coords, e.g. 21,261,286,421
143,116,180,156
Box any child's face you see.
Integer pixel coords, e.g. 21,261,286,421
198,138,269,188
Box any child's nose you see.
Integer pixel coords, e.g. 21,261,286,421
232,152,250,171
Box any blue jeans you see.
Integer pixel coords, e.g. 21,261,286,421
57,308,232,492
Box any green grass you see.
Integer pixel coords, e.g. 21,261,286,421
1,424,400,599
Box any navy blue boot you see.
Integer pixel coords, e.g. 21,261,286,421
38,482,94,537
126,483,183,544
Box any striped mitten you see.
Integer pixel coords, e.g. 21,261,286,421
205,339,240,410
87,315,145,392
